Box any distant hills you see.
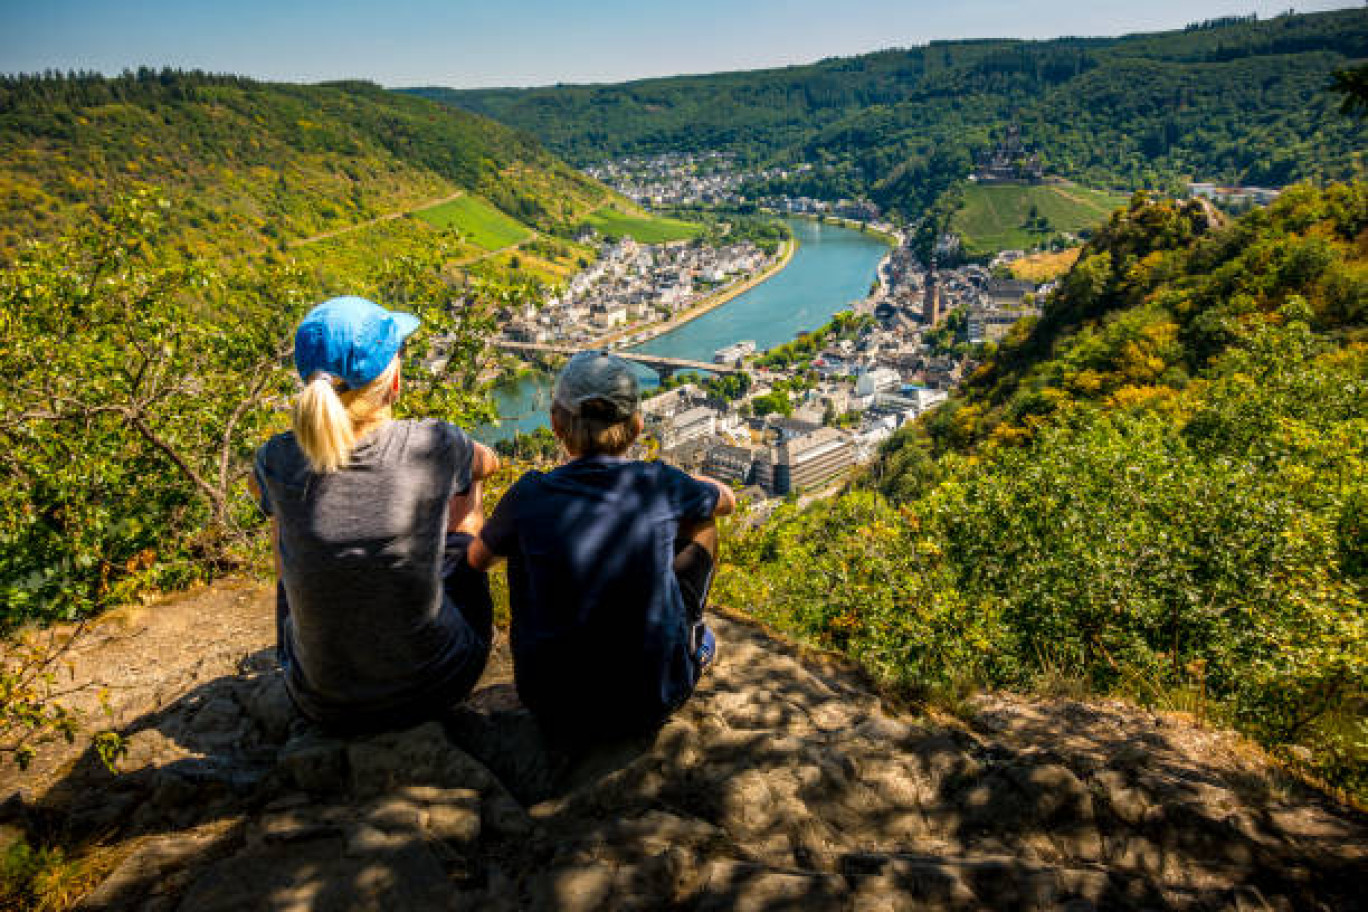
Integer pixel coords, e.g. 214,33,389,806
0,71,613,264
410,8,1367,219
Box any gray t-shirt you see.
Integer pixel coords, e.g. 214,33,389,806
254,419,479,722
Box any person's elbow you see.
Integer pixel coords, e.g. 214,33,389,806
466,535,502,572
712,482,737,517
473,443,500,481
693,472,736,516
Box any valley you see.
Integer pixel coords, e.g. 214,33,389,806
1,8,1365,908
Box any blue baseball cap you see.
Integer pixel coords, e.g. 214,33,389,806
293,296,420,389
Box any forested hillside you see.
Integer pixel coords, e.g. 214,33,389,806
715,184,1368,795
0,70,645,631
413,9,1367,218
0,70,609,262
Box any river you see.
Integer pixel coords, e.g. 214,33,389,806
476,218,890,443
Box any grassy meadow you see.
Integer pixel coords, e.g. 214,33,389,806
584,206,703,243
954,183,1128,256
414,195,534,249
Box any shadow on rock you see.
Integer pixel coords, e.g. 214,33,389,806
4,642,674,910
5,615,1366,911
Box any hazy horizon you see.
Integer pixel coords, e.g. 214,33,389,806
0,0,1359,90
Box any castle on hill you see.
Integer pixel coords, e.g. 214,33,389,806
973,125,1044,184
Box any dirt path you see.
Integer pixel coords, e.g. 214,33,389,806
3,582,1364,910
1049,184,1114,214
449,237,531,269
287,190,466,248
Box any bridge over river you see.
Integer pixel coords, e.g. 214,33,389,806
495,340,746,381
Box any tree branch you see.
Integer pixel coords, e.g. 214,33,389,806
125,408,223,513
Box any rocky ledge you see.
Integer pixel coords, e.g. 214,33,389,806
2,584,1364,910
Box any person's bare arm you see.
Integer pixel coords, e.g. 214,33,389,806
678,516,719,561
466,534,503,572
693,473,737,517
448,443,501,534
471,442,499,481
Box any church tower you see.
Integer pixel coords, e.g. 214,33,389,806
923,271,941,326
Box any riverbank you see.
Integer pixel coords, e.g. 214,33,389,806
772,210,900,246
592,236,797,349
480,219,887,442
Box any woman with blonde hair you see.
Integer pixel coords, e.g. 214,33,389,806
252,296,498,733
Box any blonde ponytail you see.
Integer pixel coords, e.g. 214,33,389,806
292,359,400,473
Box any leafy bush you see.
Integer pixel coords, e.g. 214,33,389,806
0,191,515,772
0,190,299,624
0,191,505,629
717,186,1368,795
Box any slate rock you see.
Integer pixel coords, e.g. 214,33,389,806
278,732,349,793
347,721,494,796
246,676,296,743
695,860,847,912
176,836,450,912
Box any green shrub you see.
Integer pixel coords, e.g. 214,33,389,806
718,188,1368,796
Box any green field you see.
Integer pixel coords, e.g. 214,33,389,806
584,207,703,244
953,183,1128,256
414,195,532,250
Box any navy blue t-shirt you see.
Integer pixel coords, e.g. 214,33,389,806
479,455,720,732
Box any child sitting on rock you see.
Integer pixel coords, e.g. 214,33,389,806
468,351,735,741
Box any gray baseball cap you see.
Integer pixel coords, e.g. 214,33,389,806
553,350,640,420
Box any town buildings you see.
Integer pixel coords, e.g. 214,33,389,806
770,428,857,496
497,169,1048,507
1187,182,1282,209
500,236,772,348
973,125,1045,184
584,152,786,209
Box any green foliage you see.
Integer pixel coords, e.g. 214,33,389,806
494,427,561,464
0,189,299,622
658,207,792,253
286,216,484,289
703,371,753,402
367,257,502,431
922,307,971,357
750,391,793,417
953,183,1125,255
581,206,703,244
1331,63,1368,117
0,633,81,770
648,370,753,402
414,195,532,250
414,9,1367,219
721,490,999,696
0,827,109,912
0,70,610,260
938,184,1366,450
718,184,1368,795
756,311,873,371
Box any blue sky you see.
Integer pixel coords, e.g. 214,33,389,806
0,0,1358,88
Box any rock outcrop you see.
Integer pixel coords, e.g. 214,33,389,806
2,582,1364,910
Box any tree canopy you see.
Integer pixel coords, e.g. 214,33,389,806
717,183,1368,797
414,9,1367,219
